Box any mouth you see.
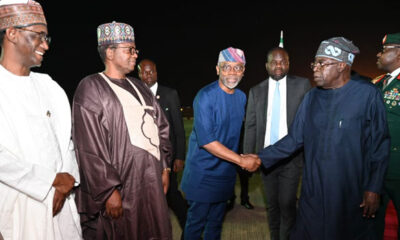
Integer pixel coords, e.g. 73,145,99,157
313,74,322,80
226,77,238,83
35,50,44,56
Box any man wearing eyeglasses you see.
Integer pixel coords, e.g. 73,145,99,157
373,32,400,239
257,37,390,239
72,22,173,239
243,47,311,240
180,47,261,240
0,1,82,239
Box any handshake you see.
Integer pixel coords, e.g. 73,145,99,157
238,154,261,172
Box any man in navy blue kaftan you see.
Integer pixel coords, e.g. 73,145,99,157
257,37,390,240
181,47,261,240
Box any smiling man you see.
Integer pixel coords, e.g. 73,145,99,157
0,1,81,239
257,37,390,239
72,22,173,239
181,47,261,240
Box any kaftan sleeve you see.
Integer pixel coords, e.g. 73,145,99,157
73,79,121,207
365,90,390,193
193,91,218,147
153,96,172,170
0,108,56,201
258,93,308,168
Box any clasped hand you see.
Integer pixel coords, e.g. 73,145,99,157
52,172,75,216
239,154,261,172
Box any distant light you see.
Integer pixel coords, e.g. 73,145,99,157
180,108,183,111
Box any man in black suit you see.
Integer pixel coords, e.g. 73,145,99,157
243,47,311,240
138,59,188,234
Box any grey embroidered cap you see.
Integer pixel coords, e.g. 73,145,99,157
315,37,360,66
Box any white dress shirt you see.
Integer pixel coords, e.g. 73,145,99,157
150,82,158,96
387,67,400,86
264,76,288,148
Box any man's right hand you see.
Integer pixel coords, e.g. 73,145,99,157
239,154,261,172
106,189,123,219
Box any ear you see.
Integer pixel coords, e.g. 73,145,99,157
337,62,347,73
395,48,400,61
105,47,114,61
5,27,18,43
216,65,220,75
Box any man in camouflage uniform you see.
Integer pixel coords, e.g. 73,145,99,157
373,32,400,239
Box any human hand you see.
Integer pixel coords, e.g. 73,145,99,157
360,191,380,218
173,159,185,172
52,189,66,216
162,169,170,194
106,189,123,219
239,154,261,172
52,172,75,216
52,172,75,195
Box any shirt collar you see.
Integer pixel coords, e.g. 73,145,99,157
150,82,158,96
390,67,400,79
268,75,287,84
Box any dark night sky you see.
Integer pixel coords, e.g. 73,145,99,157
36,1,400,106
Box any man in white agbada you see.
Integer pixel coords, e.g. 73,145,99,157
0,1,82,239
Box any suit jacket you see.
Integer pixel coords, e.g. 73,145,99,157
156,84,186,163
243,75,311,166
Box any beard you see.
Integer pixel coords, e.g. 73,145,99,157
220,75,243,89
270,74,285,81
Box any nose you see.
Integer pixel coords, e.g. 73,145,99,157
377,52,382,58
40,40,49,51
311,64,319,72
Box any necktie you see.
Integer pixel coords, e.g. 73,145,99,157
382,74,391,89
270,81,280,145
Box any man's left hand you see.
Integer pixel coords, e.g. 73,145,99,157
162,170,170,194
360,191,380,218
173,159,184,172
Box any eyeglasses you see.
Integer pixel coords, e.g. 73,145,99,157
310,61,339,70
16,28,51,44
219,64,245,73
380,45,400,54
111,46,139,55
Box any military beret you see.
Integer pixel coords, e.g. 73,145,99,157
382,33,400,45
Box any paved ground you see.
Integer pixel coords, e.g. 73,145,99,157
170,172,272,240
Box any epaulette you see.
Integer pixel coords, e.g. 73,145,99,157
371,74,386,84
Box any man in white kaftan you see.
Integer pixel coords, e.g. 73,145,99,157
0,1,81,239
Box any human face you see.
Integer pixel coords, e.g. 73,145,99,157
312,57,343,89
216,61,245,93
15,24,49,68
109,42,138,75
377,44,400,73
266,49,289,80
139,60,157,87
